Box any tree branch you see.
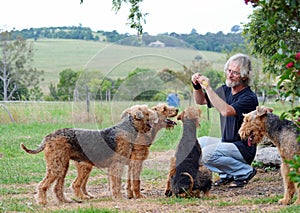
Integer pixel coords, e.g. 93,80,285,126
7,84,17,100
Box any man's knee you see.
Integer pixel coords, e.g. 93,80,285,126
201,147,213,164
198,136,214,148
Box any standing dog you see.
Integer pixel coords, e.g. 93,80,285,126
165,106,212,198
71,103,178,200
20,105,158,205
126,103,178,199
239,106,300,205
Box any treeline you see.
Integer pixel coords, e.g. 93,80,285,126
45,66,223,102
11,26,97,41
11,26,246,53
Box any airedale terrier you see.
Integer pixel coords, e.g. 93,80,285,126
20,105,158,205
126,103,178,199
165,106,213,198
239,106,300,205
71,103,178,200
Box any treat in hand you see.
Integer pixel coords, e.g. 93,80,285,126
201,80,208,87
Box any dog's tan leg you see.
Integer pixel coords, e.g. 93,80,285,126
37,139,65,205
71,162,94,199
165,175,171,197
37,174,56,205
127,162,134,199
107,167,111,195
53,162,73,203
292,164,300,205
203,190,215,198
132,160,144,198
278,163,295,205
294,167,300,205
165,157,176,197
294,182,300,205
81,165,94,198
109,162,124,199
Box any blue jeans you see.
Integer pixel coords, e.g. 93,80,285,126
198,136,254,181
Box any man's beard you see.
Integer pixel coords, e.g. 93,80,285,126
226,79,242,88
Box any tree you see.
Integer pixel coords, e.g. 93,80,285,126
230,25,242,33
243,0,300,188
57,69,80,101
0,31,44,101
243,1,300,73
80,0,146,35
243,0,300,125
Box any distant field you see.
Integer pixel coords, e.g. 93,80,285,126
31,38,226,92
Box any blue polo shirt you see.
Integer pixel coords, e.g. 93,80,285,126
206,85,258,164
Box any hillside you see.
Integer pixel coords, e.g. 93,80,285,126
31,39,226,93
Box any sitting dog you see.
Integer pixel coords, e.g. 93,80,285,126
239,106,300,205
126,103,178,199
71,103,178,200
165,106,212,198
20,104,158,205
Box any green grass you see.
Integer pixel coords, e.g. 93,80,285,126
0,197,36,212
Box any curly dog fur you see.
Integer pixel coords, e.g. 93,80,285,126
239,106,300,205
71,103,178,200
20,105,158,205
126,103,178,199
165,106,212,198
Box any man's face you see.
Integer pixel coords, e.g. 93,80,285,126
225,61,242,88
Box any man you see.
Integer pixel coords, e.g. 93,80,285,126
191,53,258,188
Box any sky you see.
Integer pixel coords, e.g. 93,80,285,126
1,0,254,35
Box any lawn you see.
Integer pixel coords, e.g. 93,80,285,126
0,100,298,212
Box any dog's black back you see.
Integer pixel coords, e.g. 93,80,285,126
48,115,138,167
172,119,201,196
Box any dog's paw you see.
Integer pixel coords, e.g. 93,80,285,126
127,192,134,199
278,198,290,205
135,194,145,199
165,190,172,197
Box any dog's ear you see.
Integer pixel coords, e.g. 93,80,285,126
177,111,184,120
257,106,273,116
162,104,168,113
132,110,144,120
151,105,158,111
196,108,201,128
266,107,273,113
152,104,167,114
198,108,202,117
120,108,131,119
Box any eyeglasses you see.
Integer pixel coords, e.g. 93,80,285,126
226,69,240,76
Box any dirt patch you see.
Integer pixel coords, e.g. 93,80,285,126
3,151,288,212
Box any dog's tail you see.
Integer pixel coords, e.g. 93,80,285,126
182,172,194,193
20,139,45,154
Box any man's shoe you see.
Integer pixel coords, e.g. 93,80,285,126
214,176,234,186
229,168,257,188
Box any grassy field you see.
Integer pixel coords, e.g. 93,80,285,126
0,100,297,212
31,38,226,92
